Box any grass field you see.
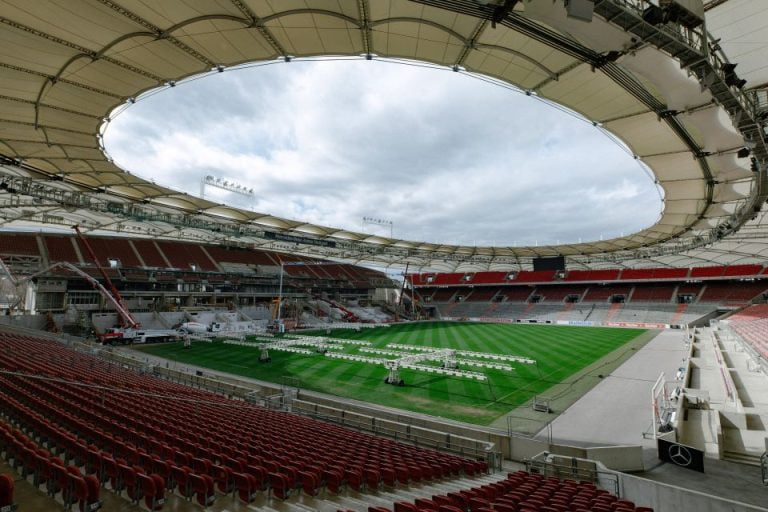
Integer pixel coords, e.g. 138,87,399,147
136,322,648,426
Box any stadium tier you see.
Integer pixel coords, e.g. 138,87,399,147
411,269,768,326
0,233,390,317
0,331,486,510
357,470,654,512
724,304,768,359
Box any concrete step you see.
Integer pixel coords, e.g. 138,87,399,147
722,451,763,467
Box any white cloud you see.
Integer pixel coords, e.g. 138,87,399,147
103,59,661,246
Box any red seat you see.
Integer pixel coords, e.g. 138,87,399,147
74,474,101,512
268,472,291,500
364,468,381,490
299,471,320,497
0,474,14,509
438,506,464,512
233,472,258,503
414,498,439,510
394,502,419,512
325,469,344,494
189,473,215,506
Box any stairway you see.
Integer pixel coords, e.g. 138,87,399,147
671,303,688,325
604,302,623,323
557,302,575,322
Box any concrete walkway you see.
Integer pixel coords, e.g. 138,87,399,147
535,329,688,447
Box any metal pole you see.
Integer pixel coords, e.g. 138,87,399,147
277,263,284,325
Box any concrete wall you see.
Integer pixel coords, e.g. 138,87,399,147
584,445,644,472
618,471,766,512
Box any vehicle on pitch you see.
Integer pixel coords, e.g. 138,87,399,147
99,328,180,344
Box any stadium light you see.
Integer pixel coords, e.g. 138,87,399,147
199,175,255,201
362,216,394,238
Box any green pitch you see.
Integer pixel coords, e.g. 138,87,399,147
136,322,649,427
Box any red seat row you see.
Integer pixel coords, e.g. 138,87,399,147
340,470,654,512
0,331,486,509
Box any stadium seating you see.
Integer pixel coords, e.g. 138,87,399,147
0,233,40,256
630,284,676,302
75,236,142,268
360,470,654,512
699,282,768,303
582,286,631,302
155,241,216,271
465,288,502,302
44,236,80,264
0,331,484,510
535,285,587,302
511,271,556,283
130,240,167,268
564,269,621,282
726,304,768,359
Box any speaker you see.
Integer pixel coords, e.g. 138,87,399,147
565,0,594,22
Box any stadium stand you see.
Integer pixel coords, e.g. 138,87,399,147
130,240,167,268
43,236,80,264
582,286,632,303
464,288,501,302
564,269,621,282
698,282,768,303
629,284,676,302
0,330,485,510
724,304,768,359
355,470,654,512
0,234,40,257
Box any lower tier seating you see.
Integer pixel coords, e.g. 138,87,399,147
0,330,485,510
340,470,654,512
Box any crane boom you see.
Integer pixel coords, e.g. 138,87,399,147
71,226,139,328
1,258,138,328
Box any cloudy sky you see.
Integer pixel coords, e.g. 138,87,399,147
103,59,661,247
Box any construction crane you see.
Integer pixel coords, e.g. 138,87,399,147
0,258,137,327
72,225,139,329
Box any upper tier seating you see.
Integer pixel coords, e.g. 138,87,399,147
469,272,510,284
564,269,620,282
620,268,688,280
512,271,556,283
155,241,216,271
44,236,80,264
130,240,167,268
204,245,278,266
75,237,141,268
689,266,725,278
0,233,40,256
0,331,482,510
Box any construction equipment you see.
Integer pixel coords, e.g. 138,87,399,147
72,225,139,330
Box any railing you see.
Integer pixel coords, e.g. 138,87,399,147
525,451,620,496
291,400,502,472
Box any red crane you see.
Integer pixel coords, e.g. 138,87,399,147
72,225,140,329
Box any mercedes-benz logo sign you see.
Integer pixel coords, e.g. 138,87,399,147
668,444,693,467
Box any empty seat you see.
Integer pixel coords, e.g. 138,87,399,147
0,474,14,511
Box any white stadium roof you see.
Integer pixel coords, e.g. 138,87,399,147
0,0,766,271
